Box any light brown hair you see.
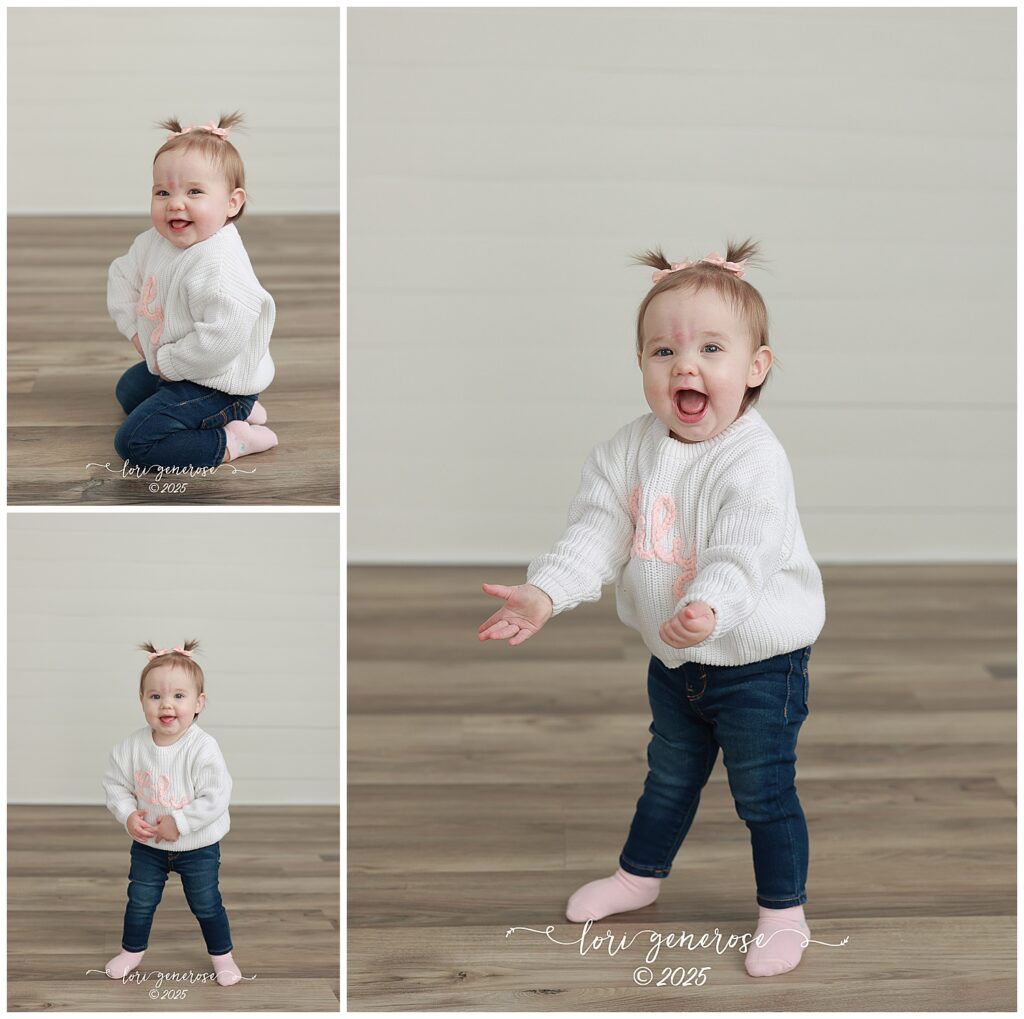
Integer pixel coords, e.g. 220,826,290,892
152,111,248,222
138,639,205,720
630,238,778,416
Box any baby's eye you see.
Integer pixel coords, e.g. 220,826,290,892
155,190,168,197
188,188,202,195
703,344,721,353
654,347,673,357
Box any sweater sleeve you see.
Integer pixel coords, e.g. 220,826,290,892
107,233,148,340
156,270,261,381
169,746,232,837
680,445,795,642
526,436,633,614
102,745,138,832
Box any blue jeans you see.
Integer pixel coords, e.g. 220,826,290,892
114,360,257,469
120,840,232,955
619,647,812,909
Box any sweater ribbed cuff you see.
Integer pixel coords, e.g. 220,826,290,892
524,569,573,616
171,808,191,837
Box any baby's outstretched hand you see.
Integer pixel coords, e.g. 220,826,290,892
659,601,716,649
477,583,553,647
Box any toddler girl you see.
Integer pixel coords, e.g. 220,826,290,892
107,112,278,469
478,240,826,978
102,641,241,986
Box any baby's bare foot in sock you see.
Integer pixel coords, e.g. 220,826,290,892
105,949,145,979
246,400,268,425
223,420,278,462
566,866,662,923
745,905,811,977
210,951,242,986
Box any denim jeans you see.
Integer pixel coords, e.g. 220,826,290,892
619,647,812,909
114,360,257,469
120,840,232,955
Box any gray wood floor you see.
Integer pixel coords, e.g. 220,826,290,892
348,564,1015,1011
7,216,339,505
7,805,340,1011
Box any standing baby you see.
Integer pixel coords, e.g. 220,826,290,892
102,642,241,986
478,240,826,977
107,112,278,470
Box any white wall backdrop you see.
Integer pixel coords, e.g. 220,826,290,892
348,7,1015,564
8,513,339,804
8,7,339,214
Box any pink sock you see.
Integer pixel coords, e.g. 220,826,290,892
566,866,662,923
745,904,811,977
105,948,145,979
210,951,242,986
246,400,268,425
223,419,278,462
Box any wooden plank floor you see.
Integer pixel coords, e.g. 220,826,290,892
7,804,340,1011
348,564,1016,1011
7,216,339,505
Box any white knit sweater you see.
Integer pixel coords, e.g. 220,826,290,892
527,409,826,667
102,723,232,851
107,223,275,396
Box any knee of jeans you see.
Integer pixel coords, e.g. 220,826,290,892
730,777,798,825
127,879,164,906
114,421,155,464
184,886,222,916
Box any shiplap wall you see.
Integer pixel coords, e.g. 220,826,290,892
8,7,339,214
348,7,1014,564
8,514,339,804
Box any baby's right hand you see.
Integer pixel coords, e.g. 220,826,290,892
131,334,144,358
477,583,553,646
126,809,155,843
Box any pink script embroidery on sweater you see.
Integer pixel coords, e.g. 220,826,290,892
134,769,190,810
629,486,699,599
136,275,164,346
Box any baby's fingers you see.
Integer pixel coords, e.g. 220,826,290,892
480,619,522,642
508,625,535,647
477,608,509,634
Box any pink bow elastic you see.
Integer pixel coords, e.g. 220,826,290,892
148,647,193,660
166,121,229,140
651,252,747,283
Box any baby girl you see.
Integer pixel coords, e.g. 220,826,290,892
102,642,241,986
478,240,826,977
107,112,278,469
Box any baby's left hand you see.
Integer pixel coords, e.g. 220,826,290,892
659,601,716,649
152,815,180,844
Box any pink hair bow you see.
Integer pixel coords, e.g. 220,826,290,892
651,260,695,284
166,121,229,140
148,647,193,661
651,252,747,284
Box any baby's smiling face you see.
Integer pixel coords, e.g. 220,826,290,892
639,287,772,443
151,148,245,249
140,663,205,745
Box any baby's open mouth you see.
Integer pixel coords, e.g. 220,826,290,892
674,389,708,422
169,220,192,231
159,716,175,724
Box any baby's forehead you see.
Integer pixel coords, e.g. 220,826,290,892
644,288,747,333
142,665,199,691
152,149,220,183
